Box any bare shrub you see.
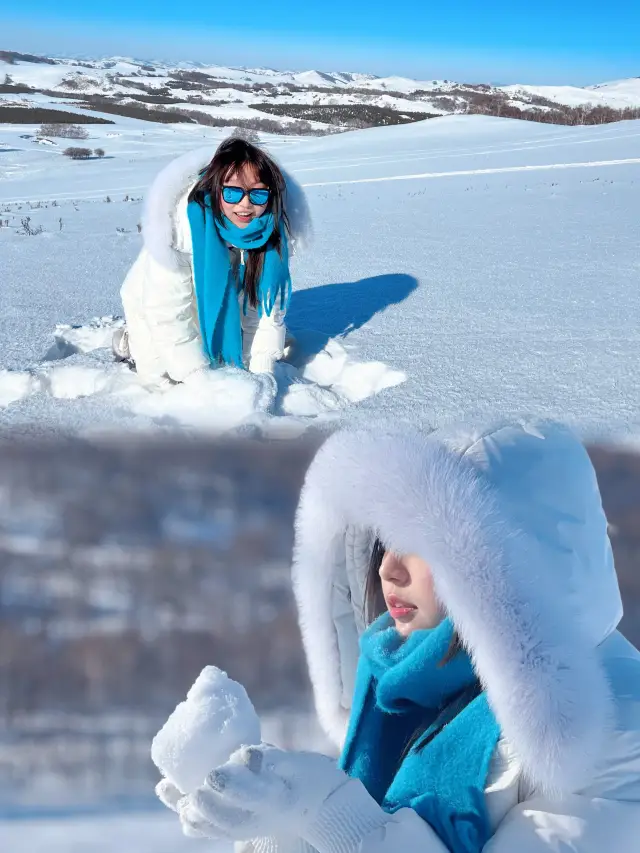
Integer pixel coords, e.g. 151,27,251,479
467,99,640,125
63,147,93,160
250,102,436,128
80,97,195,123
0,50,55,65
39,123,90,139
0,106,112,124
18,216,43,236
59,76,83,90
175,110,329,136
231,126,261,143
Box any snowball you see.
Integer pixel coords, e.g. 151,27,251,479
151,666,261,794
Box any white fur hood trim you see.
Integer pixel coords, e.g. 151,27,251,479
141,145,312,272
293,421,622,797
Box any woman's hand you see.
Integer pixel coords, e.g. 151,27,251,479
177,744,350,842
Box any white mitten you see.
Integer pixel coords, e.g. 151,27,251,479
178,743,386,852
151,666,262,795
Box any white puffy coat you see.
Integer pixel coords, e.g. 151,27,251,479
281,420,640,853
120,147,311,385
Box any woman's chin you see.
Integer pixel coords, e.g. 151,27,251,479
393,618,416,638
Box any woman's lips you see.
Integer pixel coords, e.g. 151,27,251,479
387,594,417,620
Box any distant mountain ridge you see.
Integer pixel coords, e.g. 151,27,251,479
1,50,639,133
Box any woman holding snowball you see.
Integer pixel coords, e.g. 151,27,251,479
156,420,640,852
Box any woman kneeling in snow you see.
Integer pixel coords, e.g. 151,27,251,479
114,137,310,389
160,420,640,853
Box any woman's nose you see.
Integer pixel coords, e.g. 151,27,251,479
379,552,409,584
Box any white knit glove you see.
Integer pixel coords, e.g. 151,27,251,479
154,777,222,840
157,773,306,850
178,744,387,853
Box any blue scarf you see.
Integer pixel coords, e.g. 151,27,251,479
339,616,501,853
187,196,291,367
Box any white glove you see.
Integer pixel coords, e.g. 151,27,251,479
178,744,349,842
157,778,302,851
155,777,232,841
151,666,261,795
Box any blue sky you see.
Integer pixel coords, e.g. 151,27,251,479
4,0,639,85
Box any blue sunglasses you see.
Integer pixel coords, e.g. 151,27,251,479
222,186,271,206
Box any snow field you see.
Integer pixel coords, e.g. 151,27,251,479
2,115,639,439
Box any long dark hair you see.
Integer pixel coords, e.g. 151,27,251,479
188,137,290,309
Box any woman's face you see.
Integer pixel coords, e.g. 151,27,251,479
379,552,444,637
220,164,269,229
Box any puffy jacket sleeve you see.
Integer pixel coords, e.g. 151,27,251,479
303,780,447,853
248,307,286,374
482,794,640,853
140,248,209,382
297,785,640,853
235,837,315,853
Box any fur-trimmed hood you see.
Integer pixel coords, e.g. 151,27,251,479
292,421,623,797
141,145,312,272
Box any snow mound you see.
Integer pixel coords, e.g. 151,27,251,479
44,364,130,399
130,368,275,432
0,370,40,408
46,316,124,359
301,338,406,403
0,318,407,437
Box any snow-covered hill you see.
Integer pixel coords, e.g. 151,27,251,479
2,50,638,132
501,78,640,110
588,77,640,104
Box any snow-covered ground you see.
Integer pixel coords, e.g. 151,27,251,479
0,811,229,853
1,114,640,439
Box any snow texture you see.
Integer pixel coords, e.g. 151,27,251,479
151,666,261,795
0,812,230,853
2,114,640,440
